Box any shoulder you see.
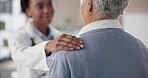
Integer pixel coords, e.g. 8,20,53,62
51,49,84,64
11,22,34,40
9,25,32,45
12,27,30,40
52,50,71,61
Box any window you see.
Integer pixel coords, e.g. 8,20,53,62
0,0,12,13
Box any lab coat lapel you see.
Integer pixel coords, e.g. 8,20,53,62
24,23,44,44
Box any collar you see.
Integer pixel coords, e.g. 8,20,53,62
77,19,123,36
30,22,48,37
30,21,53,41
25,20,62,41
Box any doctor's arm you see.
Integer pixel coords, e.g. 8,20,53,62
9,33,83,71
9,34,50,71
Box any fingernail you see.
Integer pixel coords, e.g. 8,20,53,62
77,46,80,49
71,48,74,50
80,41,83,43
80,45,84,48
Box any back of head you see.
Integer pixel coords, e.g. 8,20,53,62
92,0,129,19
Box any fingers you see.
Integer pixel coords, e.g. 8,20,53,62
57,40,81,50
56,44,74,51
45,34,84,53
59,34,84,49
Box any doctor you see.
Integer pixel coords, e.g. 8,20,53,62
8,0,84,78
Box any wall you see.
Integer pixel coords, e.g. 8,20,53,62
52,0,84,27
126,0,148,12
123,12,148,48
122,0,148,48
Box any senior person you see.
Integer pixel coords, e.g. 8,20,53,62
8,0,84,78
47,0,148,78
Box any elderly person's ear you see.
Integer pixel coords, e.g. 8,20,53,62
86,0,93,15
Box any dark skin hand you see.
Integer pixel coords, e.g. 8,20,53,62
45,34,84,55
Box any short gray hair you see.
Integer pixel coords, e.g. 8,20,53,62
92,0,129,19
81,0,129,19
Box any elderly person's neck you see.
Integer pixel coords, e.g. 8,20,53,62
87,12,114,24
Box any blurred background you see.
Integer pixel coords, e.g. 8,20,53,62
0,0,148,78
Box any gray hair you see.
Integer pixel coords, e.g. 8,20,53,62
92,0,129,19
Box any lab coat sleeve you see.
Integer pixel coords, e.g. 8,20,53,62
8,33,49,71
47,51,70,78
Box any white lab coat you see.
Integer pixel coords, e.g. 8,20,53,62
8,22,62,78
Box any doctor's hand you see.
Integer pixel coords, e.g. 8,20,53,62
45,34,84,55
